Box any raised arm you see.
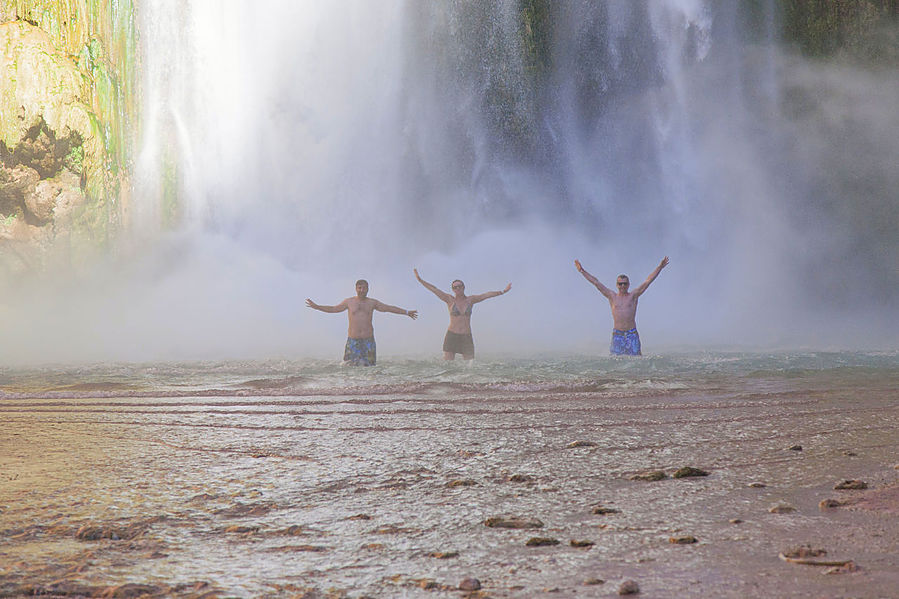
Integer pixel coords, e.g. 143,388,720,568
632,256,669,297
413,268,453,303
470,283,512,304
574,259,613,299
305,298,348,313
374,300,418,320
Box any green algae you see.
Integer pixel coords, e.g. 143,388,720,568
1,0,137,258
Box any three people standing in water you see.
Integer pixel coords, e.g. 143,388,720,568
414,269,511,361
307,257,668,364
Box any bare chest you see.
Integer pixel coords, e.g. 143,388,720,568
347,298,375,318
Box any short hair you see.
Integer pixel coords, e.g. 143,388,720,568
452,279,464,287
617,275,629,281
355,279,368,287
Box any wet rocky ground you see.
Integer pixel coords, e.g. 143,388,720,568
1,373,898,597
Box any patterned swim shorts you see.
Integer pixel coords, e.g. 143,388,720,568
610,328,641,356
344,337,376,366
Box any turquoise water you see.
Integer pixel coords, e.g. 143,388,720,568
1,350,896,398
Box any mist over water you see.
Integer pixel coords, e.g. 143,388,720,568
2,0,897,364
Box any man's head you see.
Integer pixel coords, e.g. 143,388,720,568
355,279,369,298
616,275,629,292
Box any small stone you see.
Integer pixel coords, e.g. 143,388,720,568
484,516,544,529
834,480,867,490
567,440,597,448
223,525,258,534
419,579,439,590
428,551,459,559
788,445,803,451
673,466,709,478
584,578,605,585
348,513,372,520
618,579,640,595
768,503,796,514
729,518,743,524
748,482,767,488
669,535,697,544
629,470,667,482
280,525,308,535
525,537,560,546
819,498,844,510
446,479,477,488
570,539,595,547
507,473,533,483
824,561,860,574
842,450,858,456
457,449,484,458
458,578,481,591
592,506,620,515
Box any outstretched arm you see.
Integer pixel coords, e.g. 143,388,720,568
632,256,669,297
374,300,418,320
574,259,613,299
470,283,512,304
413,268,453,303
305,298,348,313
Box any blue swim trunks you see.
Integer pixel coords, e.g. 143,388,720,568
344,337,376,366
610,328,641,356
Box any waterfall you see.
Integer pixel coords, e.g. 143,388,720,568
118,0,898,356
134,2,752,257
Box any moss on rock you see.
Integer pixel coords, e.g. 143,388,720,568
0,0,136,268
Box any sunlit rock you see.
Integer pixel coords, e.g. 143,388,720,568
525,536,559,546
669,535,698,544
618,579,640,595
834,480,867,490
484,515,544,529
673,466,709,478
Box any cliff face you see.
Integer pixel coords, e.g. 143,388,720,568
0,0,136,274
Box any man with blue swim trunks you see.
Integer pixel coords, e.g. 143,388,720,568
306,280,418,366
574,257,669,356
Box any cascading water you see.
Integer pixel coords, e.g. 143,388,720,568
136,1,739,259
6,0,892,364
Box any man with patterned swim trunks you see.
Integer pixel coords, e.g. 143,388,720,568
344,336,377,366
306,280,418,366
574,257,669,356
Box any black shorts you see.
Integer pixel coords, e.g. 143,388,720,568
443,331,474,356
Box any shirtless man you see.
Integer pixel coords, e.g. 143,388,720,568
305,280,418,366
574,257,669,356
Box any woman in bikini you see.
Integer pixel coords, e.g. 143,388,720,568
413,268,511,360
